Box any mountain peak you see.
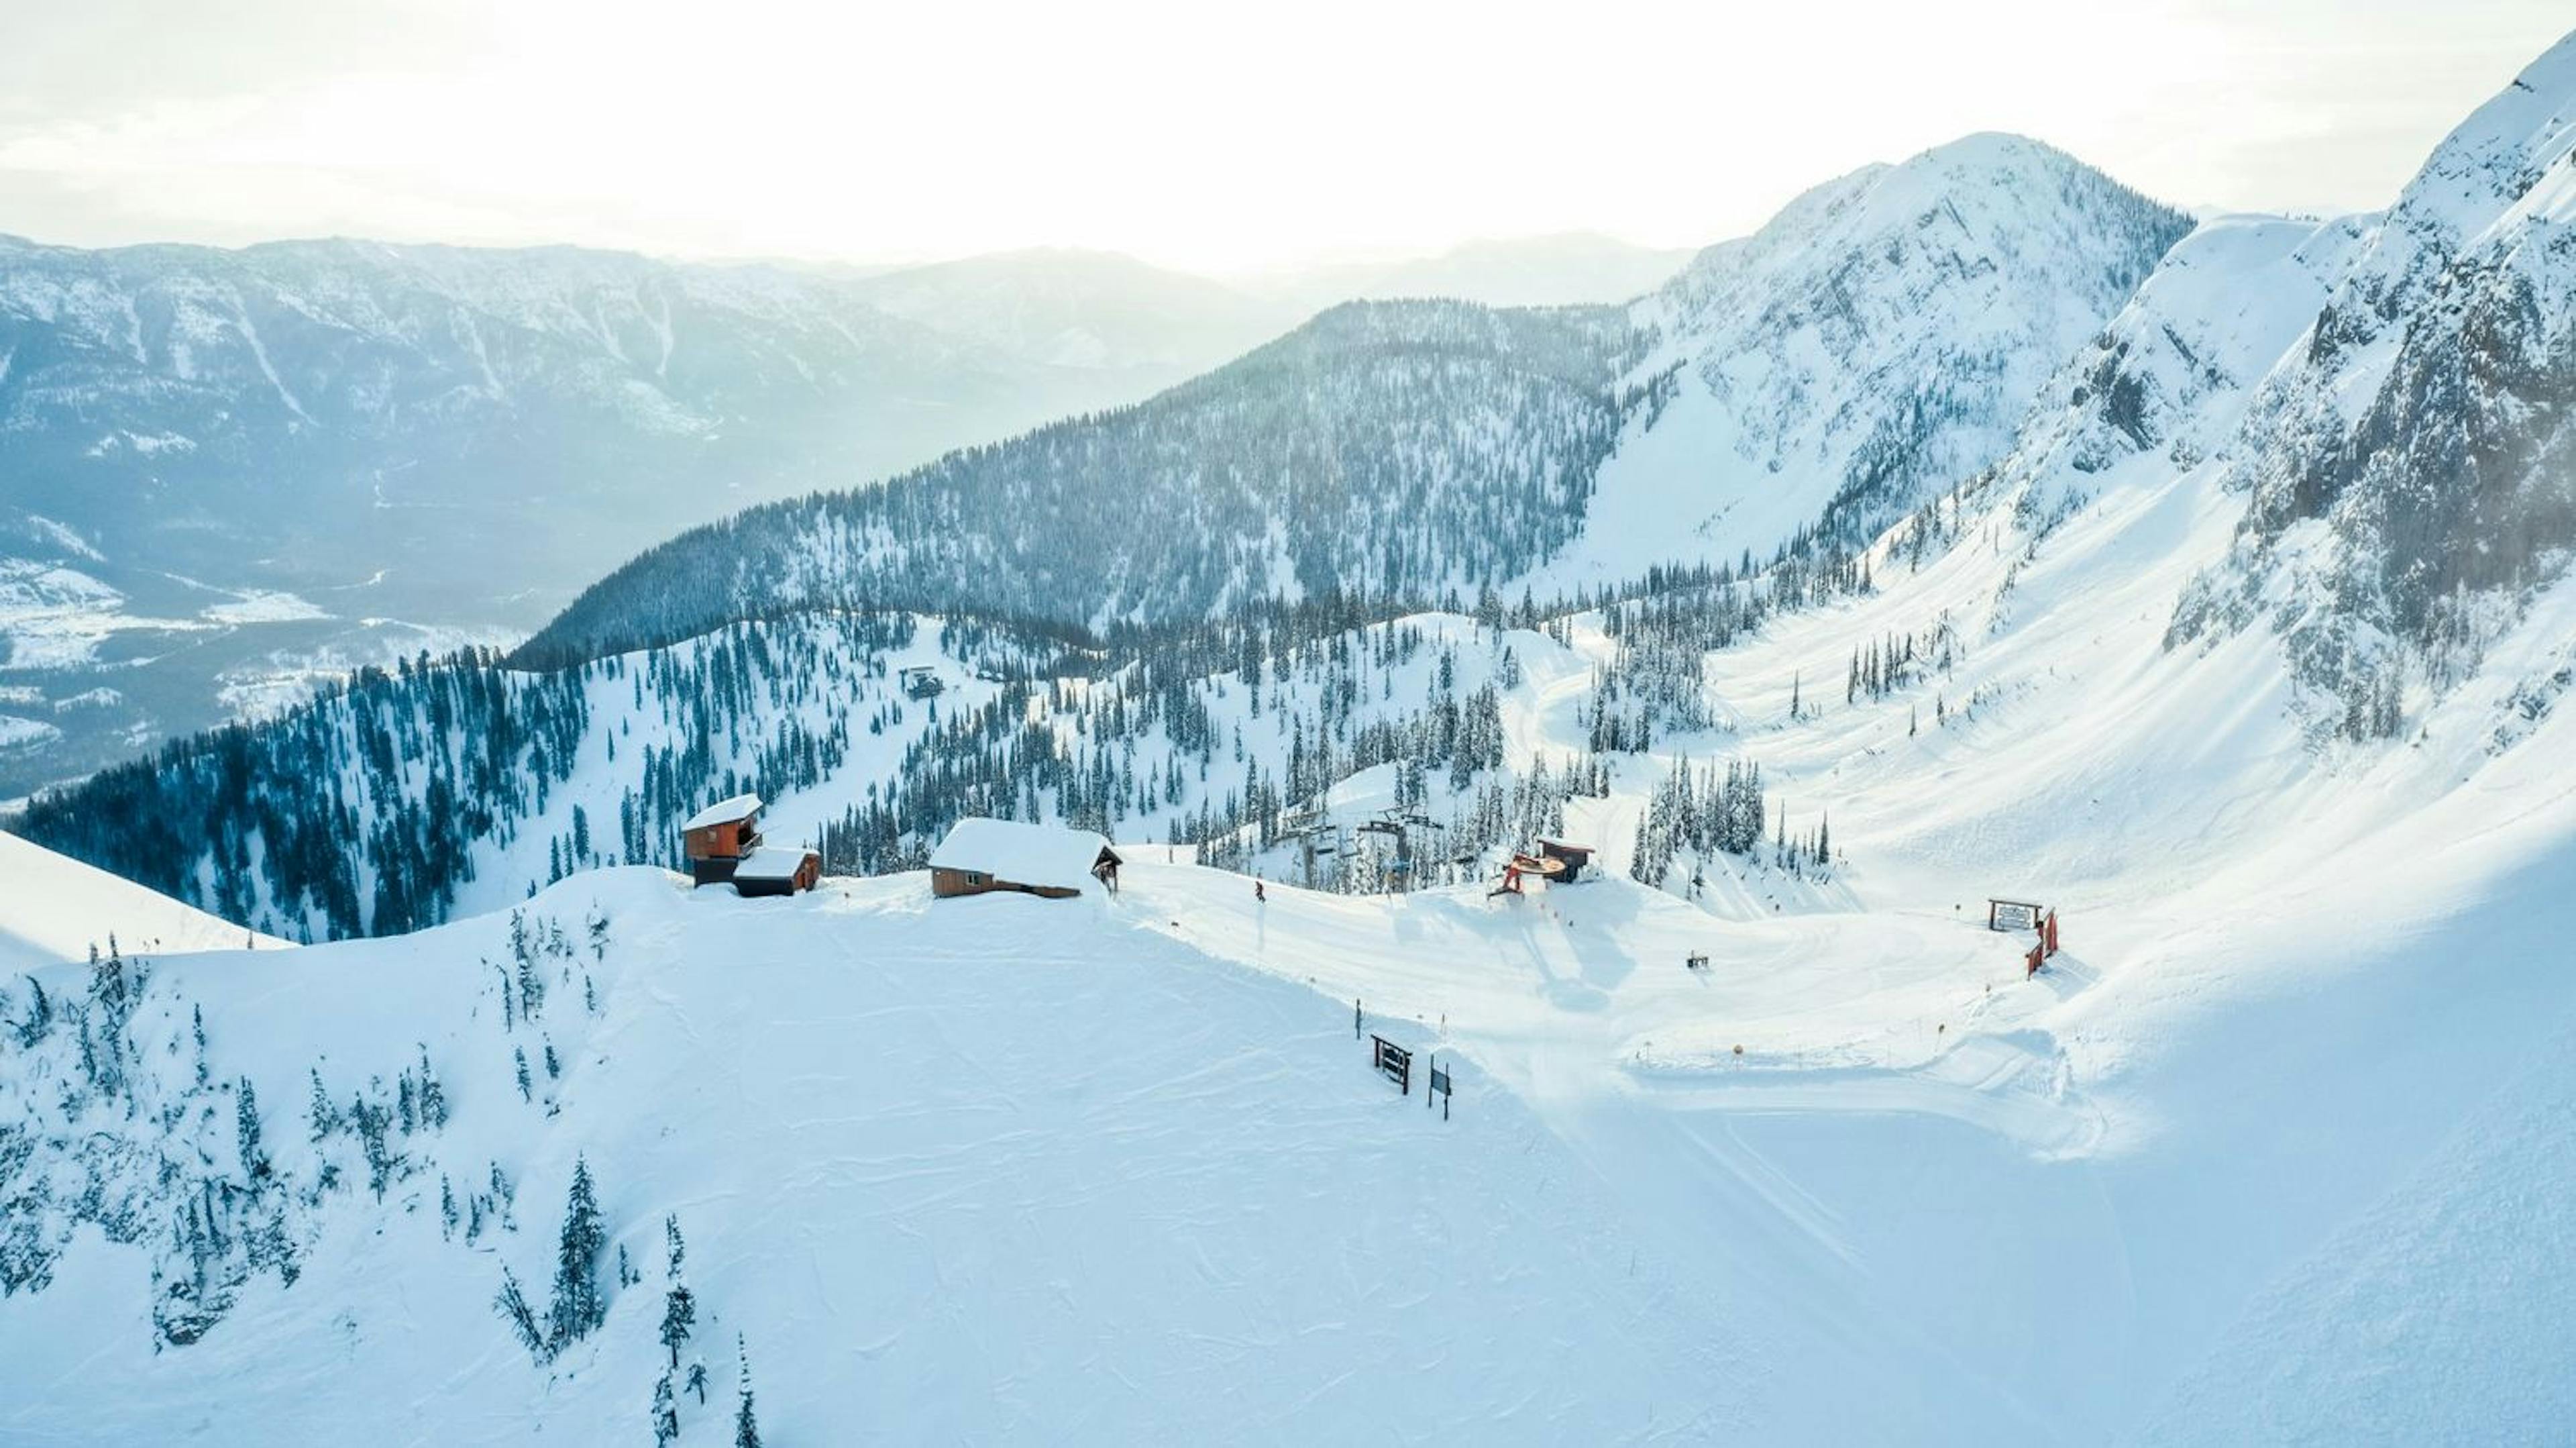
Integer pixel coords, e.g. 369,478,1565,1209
1907,130,2078,172
2384,27,2576,240
1659,132,2183,313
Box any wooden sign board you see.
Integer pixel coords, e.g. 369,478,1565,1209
1988,898,2043,932
1371,1035,1411,1094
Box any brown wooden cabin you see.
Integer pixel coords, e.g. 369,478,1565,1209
1538,838,1597,883
682,792,765,886
928,818,1122,900
733,846,822,898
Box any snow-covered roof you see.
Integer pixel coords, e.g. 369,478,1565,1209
733,846,812,882
930,818,1120,894
682,792,763,831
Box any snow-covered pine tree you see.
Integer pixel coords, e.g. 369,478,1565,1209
546,1156,607,1351
652,1375,679,1446
236,1076,270,1180
661,1278,696,1369
660,1214,697,1367
307,1068,339,1141
735,1335,763,1448
416,1046,447,1129
495,1267,544,1358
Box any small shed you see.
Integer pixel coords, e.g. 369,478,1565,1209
682,793,765,886
900,665,945,700
733,845,822,898
930,818,1122,900
1537,839,1597,884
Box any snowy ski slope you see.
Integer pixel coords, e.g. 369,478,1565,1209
0,829,286,972
11,32,2576,1445
13,297,2576,1434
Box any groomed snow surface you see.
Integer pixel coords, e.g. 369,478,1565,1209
9,666,2576,1446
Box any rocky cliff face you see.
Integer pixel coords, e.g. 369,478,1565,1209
2171,36,2576,737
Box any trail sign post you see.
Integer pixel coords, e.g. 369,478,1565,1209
1427,1055,1452,1120
1988,898,2044,931
1371,1035,1411,1095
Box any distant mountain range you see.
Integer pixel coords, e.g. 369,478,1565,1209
518,136,2190,666
1236,232,1700,311
0,231,1689,794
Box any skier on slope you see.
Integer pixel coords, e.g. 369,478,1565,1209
1254,879,1266,903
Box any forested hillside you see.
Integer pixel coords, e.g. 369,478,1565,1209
517,301,1641,665
519,138,2194,672
0,234,1279,793
13,503,1898,941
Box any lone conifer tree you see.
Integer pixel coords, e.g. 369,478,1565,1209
494,1268,544,1358
307,1068,339,1141
661,1280,696,1369
547,1156,606,1350
651,1374,680,1445
236,1077,270,1180
735,1335,763,1448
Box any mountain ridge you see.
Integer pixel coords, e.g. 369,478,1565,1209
517,132,2189,669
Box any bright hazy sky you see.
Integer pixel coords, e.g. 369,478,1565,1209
2,1,2567,273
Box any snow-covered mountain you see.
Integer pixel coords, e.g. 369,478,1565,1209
0,237,1291,796
13,34,2576,1440
1244,231,1697,311
11,382,2576,1438
0,233,1157,614
0,140,2181,797
517,137,2186,667
849,248,1298,372
515,299,1638,666
1539,134,2194,588
2171,33,2576,739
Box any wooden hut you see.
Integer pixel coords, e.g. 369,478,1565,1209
682,793,765,886
929,818,1122,900
733,845,822,898
1538,839,1598,884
